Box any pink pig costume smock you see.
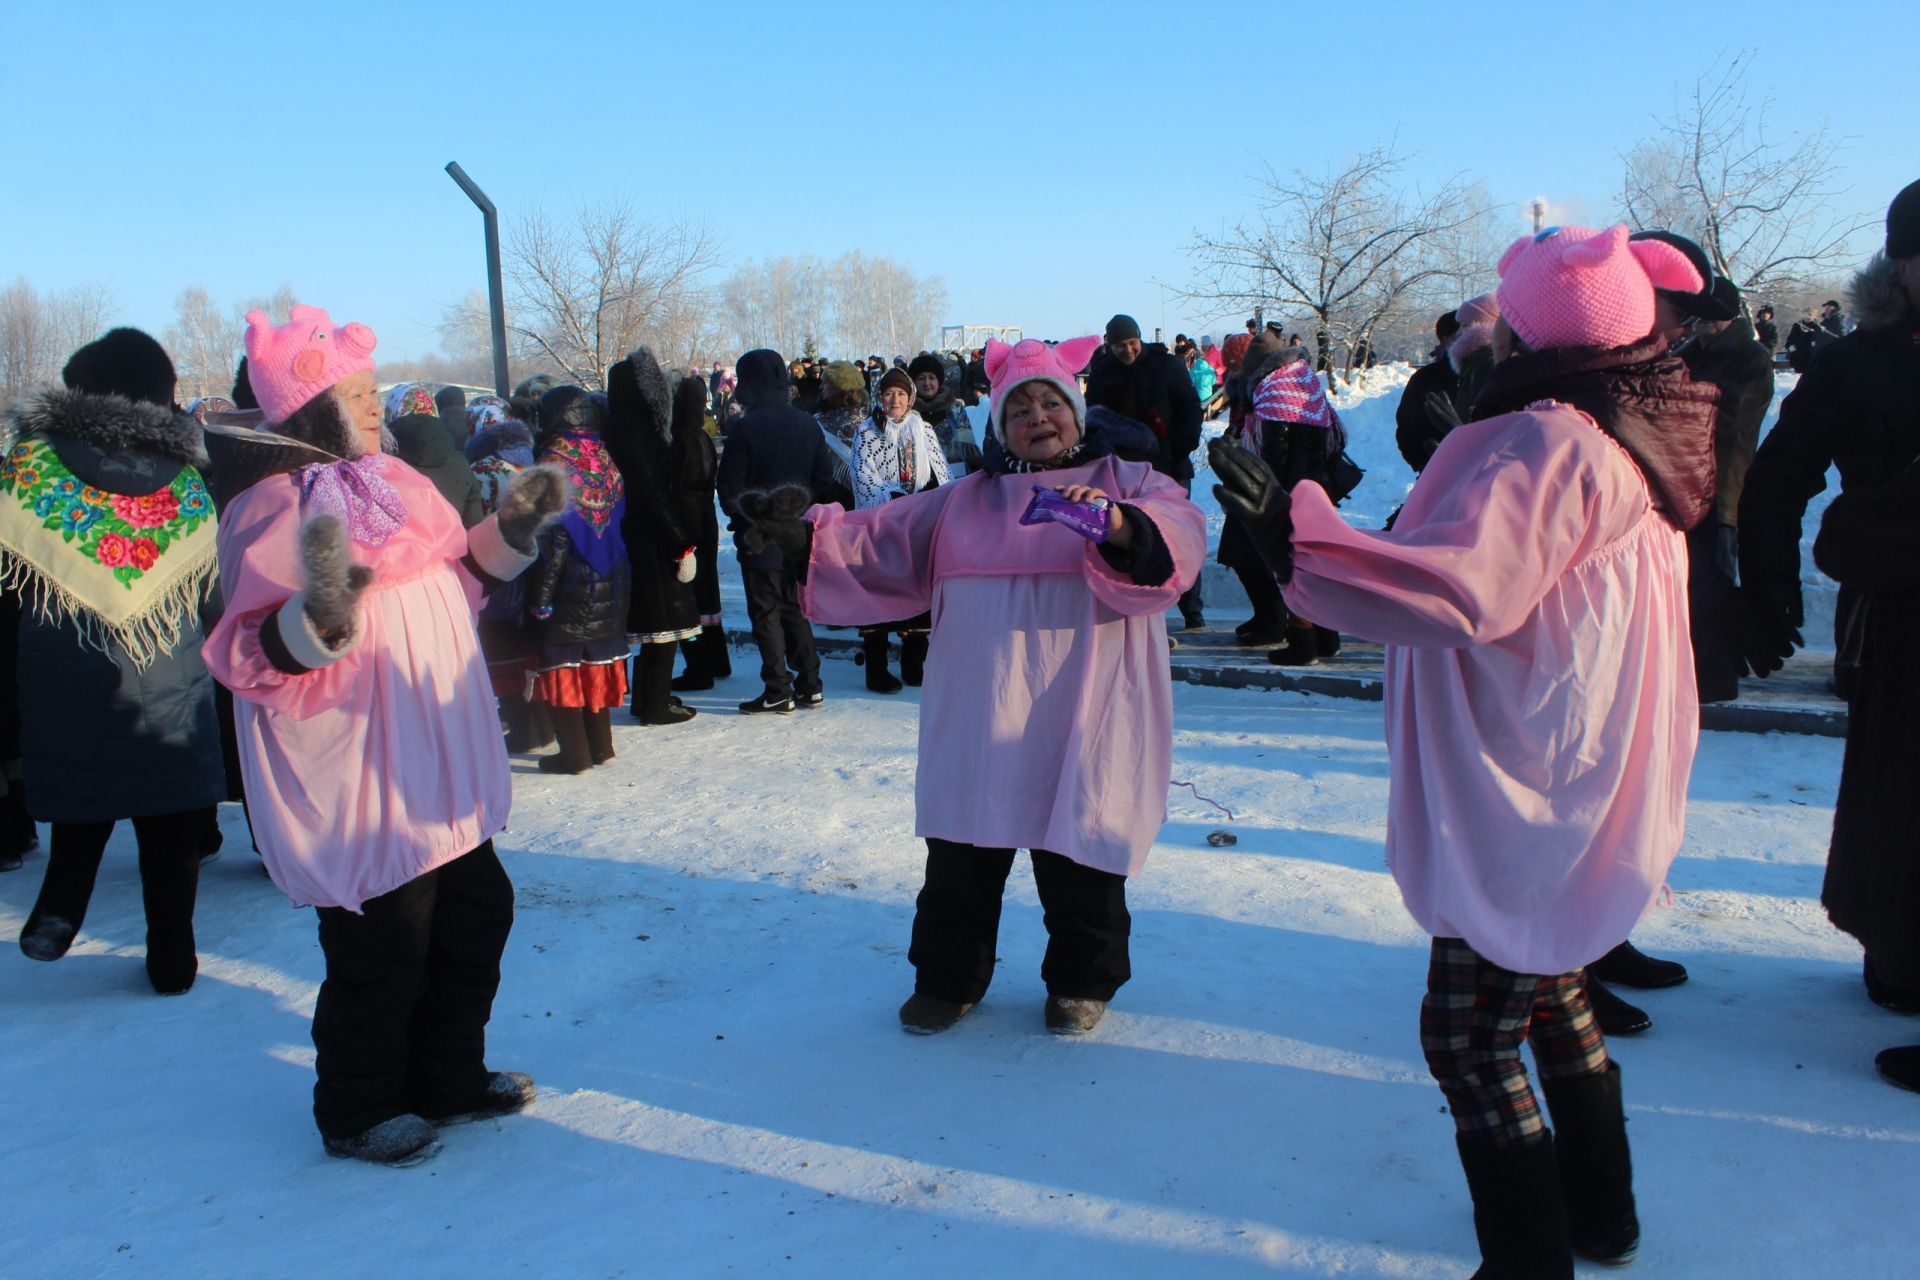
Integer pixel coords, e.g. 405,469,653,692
799,336,1206,1021
201,305,541,1155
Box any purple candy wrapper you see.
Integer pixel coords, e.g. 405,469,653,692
1019,485,1111,543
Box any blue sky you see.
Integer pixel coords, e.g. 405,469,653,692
3,0,1913,360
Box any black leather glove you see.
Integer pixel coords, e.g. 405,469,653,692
736,484,814,566
1713,583,1801,678
1423,389,1462,433
1208,437,1294,584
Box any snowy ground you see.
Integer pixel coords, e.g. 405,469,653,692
2,676,1914,1278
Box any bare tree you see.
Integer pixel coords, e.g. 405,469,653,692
504,202,721,389
1184,146,1488,375
164,287,242,401
719,251,945,360
1620,51,1874,294
1,277,116,401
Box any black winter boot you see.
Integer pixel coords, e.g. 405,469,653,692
900,633,928,687
140,840,201,996
582,710,617,763
672,630,714,691
636,644,696,726
701,623,733,679
864,632,902,694
19,826,108,961
1234,610,1286,646
1541,1063,1639,1264
1314,625,1342,658
1455,1133,1575,1279
1268,622,1320,666
1585,975,1652,1034
538,708,594,774
1593,940,1688,989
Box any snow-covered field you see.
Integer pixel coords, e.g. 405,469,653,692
2,678,1912,1278
3,363,1894,1279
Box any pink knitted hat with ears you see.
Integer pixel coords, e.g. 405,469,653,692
984,336,1103,435
1495,225,1655,352
1626,238,1706,296
243,304,378,424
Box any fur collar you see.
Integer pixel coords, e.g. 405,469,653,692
608,346,673,448
1448,324,1496,373
5,388,207,468
1848,252,1915,331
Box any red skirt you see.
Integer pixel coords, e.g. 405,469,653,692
530,658,628,711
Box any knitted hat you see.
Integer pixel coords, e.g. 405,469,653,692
1253,357,1333,428
1104,314,1142,343
61,327,177,407
907,352,946,384
819,360,869,407
1495,225,1654,352
1887,178,1920,258
878,366,915,399
243,305,377,424
983,336,1102,433
1455,294,1500,329
1627,231,1737,322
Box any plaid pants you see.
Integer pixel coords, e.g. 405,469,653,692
1420,936,1610,1148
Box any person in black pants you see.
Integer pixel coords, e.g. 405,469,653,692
715,348,836,713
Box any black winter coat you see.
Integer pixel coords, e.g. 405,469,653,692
1812,463,1920,986
3,391,225,823
715,353,837,571
1083,342,1203,483
1738,254,1920,628
527,525,631,648
1682,315,1775,528
389,413,484,527
1394,357,1459,473
681,430,722,618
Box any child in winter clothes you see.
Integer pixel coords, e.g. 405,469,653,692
525,385,632,771
852,366,950,692
465,398,547,751
201,305,568,1165
1213,225,1718,1276
734,337,1205,1036
4,327,226,993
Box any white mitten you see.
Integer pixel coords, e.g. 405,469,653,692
675,551,698,584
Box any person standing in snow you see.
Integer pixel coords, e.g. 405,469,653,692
665,373,733,694
715,349,836,715
732,336,1204,1036
4,327,225,994
1393,311,1461,474
851,366,950,693
202,305,568,1165
1214,224,1718,1275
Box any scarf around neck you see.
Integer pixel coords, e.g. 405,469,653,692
298,453,409,548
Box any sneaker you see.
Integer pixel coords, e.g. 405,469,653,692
739,693,794,715
420,1072,537,1126
1876,1045,1920,1092
898,992,976,1034
1044,995,1108,1035
1592,941,1688,990
323,1114,442,1166
796,691,825,709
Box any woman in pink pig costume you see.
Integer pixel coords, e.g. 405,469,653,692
201,305,569,1168
1214,225,1719,1278
736,336,1205,1037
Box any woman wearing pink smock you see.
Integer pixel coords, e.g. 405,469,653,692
1214,225,1717,1277
731,336,1205,1037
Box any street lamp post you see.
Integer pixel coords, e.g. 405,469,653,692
444,161,510,397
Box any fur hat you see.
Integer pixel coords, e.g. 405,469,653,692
61,327,176,408
733,349,790,408
819,360,869,409
1887,179,1920,258
1104,314,1142,343
907,353,946,385
434,384,466,421
1435,310,1461,342
243,305,377,424
983,336,1102,434
1495,225,1654,352
606,346,673,447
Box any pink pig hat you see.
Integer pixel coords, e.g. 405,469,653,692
984,335,1103,434
1495,225,1656,352
243,304,378,424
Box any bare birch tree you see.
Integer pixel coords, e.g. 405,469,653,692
504,202,721,389
1619,51,1874,293
1,278,117,401
719,251,945,360
1184,147,1488,373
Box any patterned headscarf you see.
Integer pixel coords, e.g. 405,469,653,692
539,429,626,577
382,381,438,425
465,394,512,436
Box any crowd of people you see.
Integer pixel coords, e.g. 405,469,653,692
2,176,1917,1277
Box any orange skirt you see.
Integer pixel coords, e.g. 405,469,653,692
530,658,628,711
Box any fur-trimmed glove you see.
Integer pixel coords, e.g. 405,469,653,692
676,550,698,584
1209,437,1294,584
300,514,374,646
497,464,570,553
736,485,814,565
